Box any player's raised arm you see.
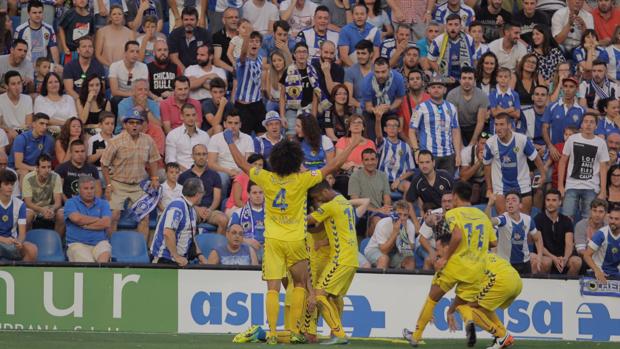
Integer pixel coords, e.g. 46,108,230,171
320,133,365,177
223,129,253,175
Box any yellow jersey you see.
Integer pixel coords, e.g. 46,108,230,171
250,168,323,241
444,206,496,282
310,195,359,267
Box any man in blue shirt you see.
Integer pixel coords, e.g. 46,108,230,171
259,20,296,64
0,169,37,262
116,79,162,134
344,39,374,112
337,3,381,67
64,176,112,263
151,177,208,266
362,57,406,141
542,76,586,160
9,112,54,179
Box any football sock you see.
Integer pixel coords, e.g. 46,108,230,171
482,308,507,338
317,295,346,337
470,307,497,335
413,296,437,341
290,287,306,334
266,290,280,336
456,304,474,323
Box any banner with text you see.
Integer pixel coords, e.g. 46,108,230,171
0,267,177,332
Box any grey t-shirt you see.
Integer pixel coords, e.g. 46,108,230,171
0,55,34,83
348,168,391,208
321,0,348,28
574,218,607,253
446,86,489,129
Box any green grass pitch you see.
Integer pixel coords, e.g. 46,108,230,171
0,332,617,349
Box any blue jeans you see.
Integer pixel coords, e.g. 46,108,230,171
561,189,597,220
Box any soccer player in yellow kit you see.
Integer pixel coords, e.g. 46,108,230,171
404,181,497,347
223,127,362,344
307,180,359,345
434,233,522,349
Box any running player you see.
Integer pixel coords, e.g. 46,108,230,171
404,181,497,347
438,233,522,349
223,128,362,344
306,180,360,345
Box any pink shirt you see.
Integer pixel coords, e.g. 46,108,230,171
159,96,203,130
226,172,250,209
335,137,376,165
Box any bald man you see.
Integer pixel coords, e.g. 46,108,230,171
607,133,620,165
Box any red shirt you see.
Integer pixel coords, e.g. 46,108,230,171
592,7,620,42
159,96,203,130
398,92,431,136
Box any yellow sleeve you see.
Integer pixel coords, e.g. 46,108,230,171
300,170,324,190
445,210,460,233
310,200,334,224
249,167,269,187
488,221,497,243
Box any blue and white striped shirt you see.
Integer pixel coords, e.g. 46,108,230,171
235,56,263,103
14,21,57,63
296,28,340,62
572,46,609,64
411,100,460,157
495,212,538,264
606,46,620,81
483,132,537,194
150,196,197,261
377,138,415,182
488,87,521,133
589,226,620,277
433,4,476,26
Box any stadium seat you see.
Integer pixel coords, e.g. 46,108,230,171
25,229,65,262
359,237,370,254
198,223,218,233
117,209,139,230
390,191,403,201
195,233,227,256
111,231,150,264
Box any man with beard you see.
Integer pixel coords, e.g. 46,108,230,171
583,204,620,283
592,0,620,46
338,4,381,67
168,7,211,72
296,6,339,62
213,8,239,74
344,40,374,112
428,14,475,87
0,39,34,94
311,41,344,101
362,57,406,141
185,45,227,104
489,22,528,72
148,40,182,99
160,76,203,134
381,25,416,69
579,60,619,115
55,140,101,201
475,0,512,43
62,36,106,99
399,69,429,144
398,47,424,82
608,132,620,165
447,67,489,145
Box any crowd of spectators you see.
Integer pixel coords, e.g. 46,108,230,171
0,0,618,281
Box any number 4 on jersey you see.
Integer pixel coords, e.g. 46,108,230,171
272,189,288,211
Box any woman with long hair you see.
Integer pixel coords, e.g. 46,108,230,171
263,50,290,112
77,75,111,132
0,13,12,55
607,164,620,211
321,83,353,142
34,72,77,126
512,53,544,107
573,29,608,77
295,113,336,170
55,117,88,163
361,0,393,38
94,4,136,67
529,24,566,83
475,52,498,95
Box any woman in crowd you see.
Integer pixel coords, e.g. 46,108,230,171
607,164,620,211
529,24,566,83
573,29,609,78
595,98,620,138
76,75,111,134
0,13,12,55
321,84,354,142
34,72,77,126
55,117,88,163
475,52,498,96
95,5,136,67
263,50,289,113
335,113,376,169
362,0,393,39
512,53,544,108
225,154,265,217
295,113,335,171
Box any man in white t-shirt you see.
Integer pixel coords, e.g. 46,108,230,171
108,40,149,105
242,0,279,35
363,200,416,270
280,0,318,37
185,45,227,103
551,0,594,52
559,113,609,220
165,103,210,171
0,71,32,141
207,112,254,200
488,22,528,72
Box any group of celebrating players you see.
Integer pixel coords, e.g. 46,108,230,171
219,124,522,348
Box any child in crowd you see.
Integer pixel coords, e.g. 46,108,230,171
87,111,115,185
227,19,253,65
137,15,166,64
158,162,183,213
489,67,521,132
33,57,51,96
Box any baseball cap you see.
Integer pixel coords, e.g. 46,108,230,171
427,76,447,86
562,76,579,85
122,107,146,123
262,111,282,127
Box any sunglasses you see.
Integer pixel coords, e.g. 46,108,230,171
127,72,133,86
480,132,490,139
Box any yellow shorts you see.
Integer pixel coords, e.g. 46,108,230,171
262,238,309,280
310,247,330,287
477,269,523,311
316,263,357,297
432,263,484,303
